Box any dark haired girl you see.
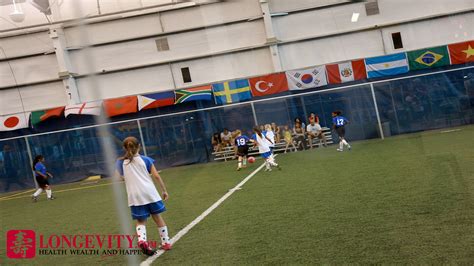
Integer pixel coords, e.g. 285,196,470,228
31,155,55,201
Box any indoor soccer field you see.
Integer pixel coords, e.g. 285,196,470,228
1,126,473,265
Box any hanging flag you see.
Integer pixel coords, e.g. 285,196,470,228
212,79,252,105
407,46,450,70
0,112,31,131
65,101,102,117
138,91,175,111
104,96,138,117
448,40,474,65
286,65,327,90
175,85,212,104
365,52,409,79
31,107,65,126
326,59,367,84
249,73,289,97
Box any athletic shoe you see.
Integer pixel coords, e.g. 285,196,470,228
237,167,241,171
48,196,56,200
160,243,172,251
264,168,272,172
348,146,352,150
138,241,156,256
32,195,38,202
337,149,343,152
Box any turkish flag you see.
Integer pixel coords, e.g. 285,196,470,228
249,73,289,97
104,96,138,117
448,40,474,65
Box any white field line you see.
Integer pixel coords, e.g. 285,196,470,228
140,157,274,266
440,129,461,134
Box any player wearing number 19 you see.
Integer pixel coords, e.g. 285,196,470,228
332,111,351,152
234,130,250,171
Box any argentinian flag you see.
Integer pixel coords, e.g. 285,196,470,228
365,52,409,79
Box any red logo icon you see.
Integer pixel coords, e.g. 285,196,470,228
6,230,36,259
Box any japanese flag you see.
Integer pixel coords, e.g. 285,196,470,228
0,112,31,131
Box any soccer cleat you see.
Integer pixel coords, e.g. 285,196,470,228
348,145,352,150
32,195,38,202
337,149,343,152
48,196,56,200
160,243,172,251
237,167,241,171
139,241,156,256
264,168,272,172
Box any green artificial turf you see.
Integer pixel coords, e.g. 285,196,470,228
1,126,473,265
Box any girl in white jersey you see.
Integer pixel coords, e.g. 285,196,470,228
116,137,171,256
252,127,280,171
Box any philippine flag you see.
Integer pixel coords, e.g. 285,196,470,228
286,65,328,90
138,91,175,111
365,52,409,79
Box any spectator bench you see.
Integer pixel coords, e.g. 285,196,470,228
212,127,334,161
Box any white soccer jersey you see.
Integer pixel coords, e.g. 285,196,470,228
254,133,271,154
265,130,275,147
116,155,162,206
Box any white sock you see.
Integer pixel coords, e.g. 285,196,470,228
136,225,147,242
46,189,52,198
265,160,271,170
243,158,247,166
159,226,170,244
342,139,349,146
339,141,343,150
33,188,43,197
238,160,242,168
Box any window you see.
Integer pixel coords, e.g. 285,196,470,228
181,67,192,83
391,32,403,49
155,37,169,52
365,0,379,16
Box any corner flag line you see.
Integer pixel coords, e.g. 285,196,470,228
140,157,273,265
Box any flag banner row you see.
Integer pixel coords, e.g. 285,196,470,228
2,40,472,131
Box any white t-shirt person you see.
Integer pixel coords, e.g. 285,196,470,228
116,155,162,206
306,123,322,135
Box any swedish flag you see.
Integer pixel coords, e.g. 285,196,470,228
212,79,252,105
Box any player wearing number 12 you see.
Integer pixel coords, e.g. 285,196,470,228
332,111,351,152
234,130,250,171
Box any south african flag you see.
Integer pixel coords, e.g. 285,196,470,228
175,85,213,104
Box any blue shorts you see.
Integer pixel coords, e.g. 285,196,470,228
261,151,272,159
130,201,166,220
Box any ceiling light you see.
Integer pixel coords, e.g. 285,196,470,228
9,0,25,22
351,12,360,23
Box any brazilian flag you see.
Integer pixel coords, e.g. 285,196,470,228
407,46,450,70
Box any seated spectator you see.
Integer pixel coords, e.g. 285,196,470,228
272,122,281,143
294,118,306,131
282,125,297,153
308,112,320,124
306,121,327,149
220,128,232,147
293,122,307,150
211,133,222,152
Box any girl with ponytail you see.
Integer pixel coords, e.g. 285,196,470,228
251,127,281,172
116,136,172,255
